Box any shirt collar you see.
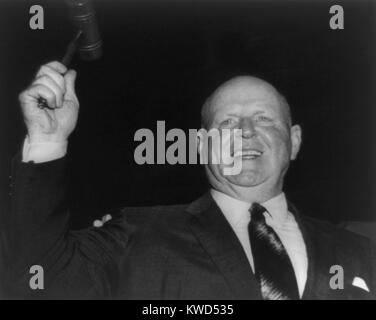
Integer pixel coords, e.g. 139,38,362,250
210,188,289,226
262,192,288,223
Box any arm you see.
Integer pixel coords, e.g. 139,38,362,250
4,62,128,299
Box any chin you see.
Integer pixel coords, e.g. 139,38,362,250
226,170,266,187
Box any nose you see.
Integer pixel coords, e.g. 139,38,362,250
239,118,256,139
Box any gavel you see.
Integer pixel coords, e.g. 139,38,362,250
38,0,102,109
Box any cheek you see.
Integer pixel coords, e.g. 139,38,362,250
259,128,291,157
207,130,235,165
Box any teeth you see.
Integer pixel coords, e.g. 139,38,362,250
234,150,262,157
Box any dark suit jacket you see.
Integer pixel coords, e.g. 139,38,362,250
2,156,376,299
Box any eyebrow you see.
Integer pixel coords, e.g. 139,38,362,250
224,110,268,117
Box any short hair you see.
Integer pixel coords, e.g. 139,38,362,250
200,79,293,129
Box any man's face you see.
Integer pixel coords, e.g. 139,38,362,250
202,78,301,194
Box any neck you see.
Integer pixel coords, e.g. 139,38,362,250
206,167,283,204
219,183,282,204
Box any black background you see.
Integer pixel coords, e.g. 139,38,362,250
1,0,375,227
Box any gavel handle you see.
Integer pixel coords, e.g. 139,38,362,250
37,30,82,109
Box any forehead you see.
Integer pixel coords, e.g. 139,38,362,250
211,80,284,116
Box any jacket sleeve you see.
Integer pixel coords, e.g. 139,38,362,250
3,154,130,299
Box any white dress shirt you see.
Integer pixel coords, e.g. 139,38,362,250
22,137,308,297
22,136,67,163
211,189,308,297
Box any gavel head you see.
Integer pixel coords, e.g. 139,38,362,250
65,0,103,61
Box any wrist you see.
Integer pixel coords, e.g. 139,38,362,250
23,136,68,163
27,132,69,144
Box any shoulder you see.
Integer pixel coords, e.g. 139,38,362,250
112,203,191,231
102,203,198,260
301,215,374,256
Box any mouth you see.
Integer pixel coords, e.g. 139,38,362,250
232,149,263,160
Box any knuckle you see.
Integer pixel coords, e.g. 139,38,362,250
38,65,49,75
40,87,55,100
35,74,49,84
18,90,27,102
39,65,59,78
46,60,59,66
46,61,66,72
37,72,66,93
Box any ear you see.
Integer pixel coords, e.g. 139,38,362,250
290,124,302,160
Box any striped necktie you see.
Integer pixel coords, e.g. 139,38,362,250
249,202,300,300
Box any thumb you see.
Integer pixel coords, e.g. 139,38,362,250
64,69,77,98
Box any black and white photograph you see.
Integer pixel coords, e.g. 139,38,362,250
0,0,376,303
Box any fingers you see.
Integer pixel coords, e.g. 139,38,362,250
23,61,77,109
21,84,58,110
93,214,112,228
64,70,77,99
19,61,79,142
34,75,64,108
36,64,67,93
40,61,67,75
93,220,103,228
35,62,69,108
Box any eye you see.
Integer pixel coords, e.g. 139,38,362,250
220,118,237,127
255,115,273,124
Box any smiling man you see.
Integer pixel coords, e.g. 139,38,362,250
202,76,301,201
200,76,306,299
4,62,376,299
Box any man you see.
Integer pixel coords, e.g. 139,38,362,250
4,61,376,299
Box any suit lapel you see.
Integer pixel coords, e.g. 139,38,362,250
288,203,334,300
186,193,262,300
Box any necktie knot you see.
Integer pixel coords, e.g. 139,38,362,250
249,202,267,222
